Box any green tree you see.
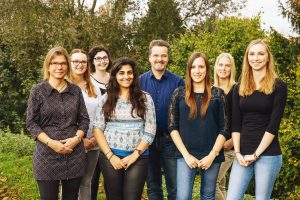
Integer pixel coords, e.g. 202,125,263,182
279,0,300,34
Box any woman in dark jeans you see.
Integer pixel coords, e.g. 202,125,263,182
26,47,89,200
93,57,156,200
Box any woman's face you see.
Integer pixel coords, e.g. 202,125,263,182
93,51,109,72
71,52,88,76
216,56,231,80
248,43,269,72
116,64,134,89
48,55,68,80
190,57,206,83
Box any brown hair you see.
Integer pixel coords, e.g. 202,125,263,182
185,52,211,119
149,39,170,55
69,49,97,98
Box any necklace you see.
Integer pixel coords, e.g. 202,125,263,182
56,81,67,93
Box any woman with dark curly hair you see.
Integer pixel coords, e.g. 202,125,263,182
93,57,156,199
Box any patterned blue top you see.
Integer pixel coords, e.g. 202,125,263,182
93,92,156,156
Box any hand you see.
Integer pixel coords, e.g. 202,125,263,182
83,138,95,150
244,154,256,165
236,153,247,166
60,136,80,150
109,155,126,170
48,139,73,154
121,152,139,170
223,140,233,150
183,154,199,169
198,152,215,170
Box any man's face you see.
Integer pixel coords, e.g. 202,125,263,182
149,46,169,73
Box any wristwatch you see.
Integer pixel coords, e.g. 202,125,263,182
134,148,142,155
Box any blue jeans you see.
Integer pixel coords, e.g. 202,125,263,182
147,135,177,200
176,158,221,200
227,155,282,200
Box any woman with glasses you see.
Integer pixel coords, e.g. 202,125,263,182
227,39,287,200
69,49,100,200
213,53,236,200
93,57,156,200
26,47,89,200
168,52,229,200
88,45,111,199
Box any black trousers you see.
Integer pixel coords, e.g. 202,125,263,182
99,152,149,200
36,177,82,200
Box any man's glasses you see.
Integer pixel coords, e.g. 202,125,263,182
50,62,68,67
94,56,109,62
72,60,87,66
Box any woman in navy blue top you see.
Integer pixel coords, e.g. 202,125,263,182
168,52,230,200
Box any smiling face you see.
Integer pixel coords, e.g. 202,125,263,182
71,52,88,76
190,57,207,84
116,64,134,89
48,55,68,80
93,51,109,72
149,46,169,73
248,43,269,72
216,56,231,80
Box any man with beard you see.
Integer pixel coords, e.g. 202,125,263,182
139,40,184,200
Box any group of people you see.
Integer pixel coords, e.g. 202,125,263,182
26,38,287,200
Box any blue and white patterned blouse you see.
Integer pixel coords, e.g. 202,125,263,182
93,92,156,156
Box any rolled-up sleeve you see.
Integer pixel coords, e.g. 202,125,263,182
26,85,44,140
142,93,156,145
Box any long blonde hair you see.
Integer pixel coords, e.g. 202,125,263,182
239,39,277,96
69,49,97,98
185,52,211,120
213,53,236,93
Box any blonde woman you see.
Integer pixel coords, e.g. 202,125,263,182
213,53,236,200
69,49,100,200
227,39,287,200
26,47,89,199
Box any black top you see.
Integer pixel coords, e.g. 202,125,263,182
226,85,235,134
26,81,90,180
232,79,287,155
168,86,230,162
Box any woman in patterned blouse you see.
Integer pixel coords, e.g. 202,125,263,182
26,47,90,200
93,57,156,199
168,52,230,200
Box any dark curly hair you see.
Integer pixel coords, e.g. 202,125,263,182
88,45,112,73
103,57,146,122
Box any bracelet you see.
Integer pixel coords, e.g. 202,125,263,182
253,152,259,161
108,154,114,161
105,150,112,157
46,138,51,146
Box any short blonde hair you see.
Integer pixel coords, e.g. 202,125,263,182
239,39,277,96
43,47,70,80
213,53,236,93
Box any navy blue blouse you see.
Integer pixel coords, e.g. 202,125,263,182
168,86,229,162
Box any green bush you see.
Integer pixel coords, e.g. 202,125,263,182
0,128,34,157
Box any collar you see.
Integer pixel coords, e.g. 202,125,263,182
44,80,74,97
150,70,169,80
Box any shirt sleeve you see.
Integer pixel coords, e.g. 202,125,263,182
266,80,287,135
217,89,230,140
168,87,181,133
231,84,242,133
26,85,44,140
93,94,107,131
142,93,156,145
77,89,90,134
